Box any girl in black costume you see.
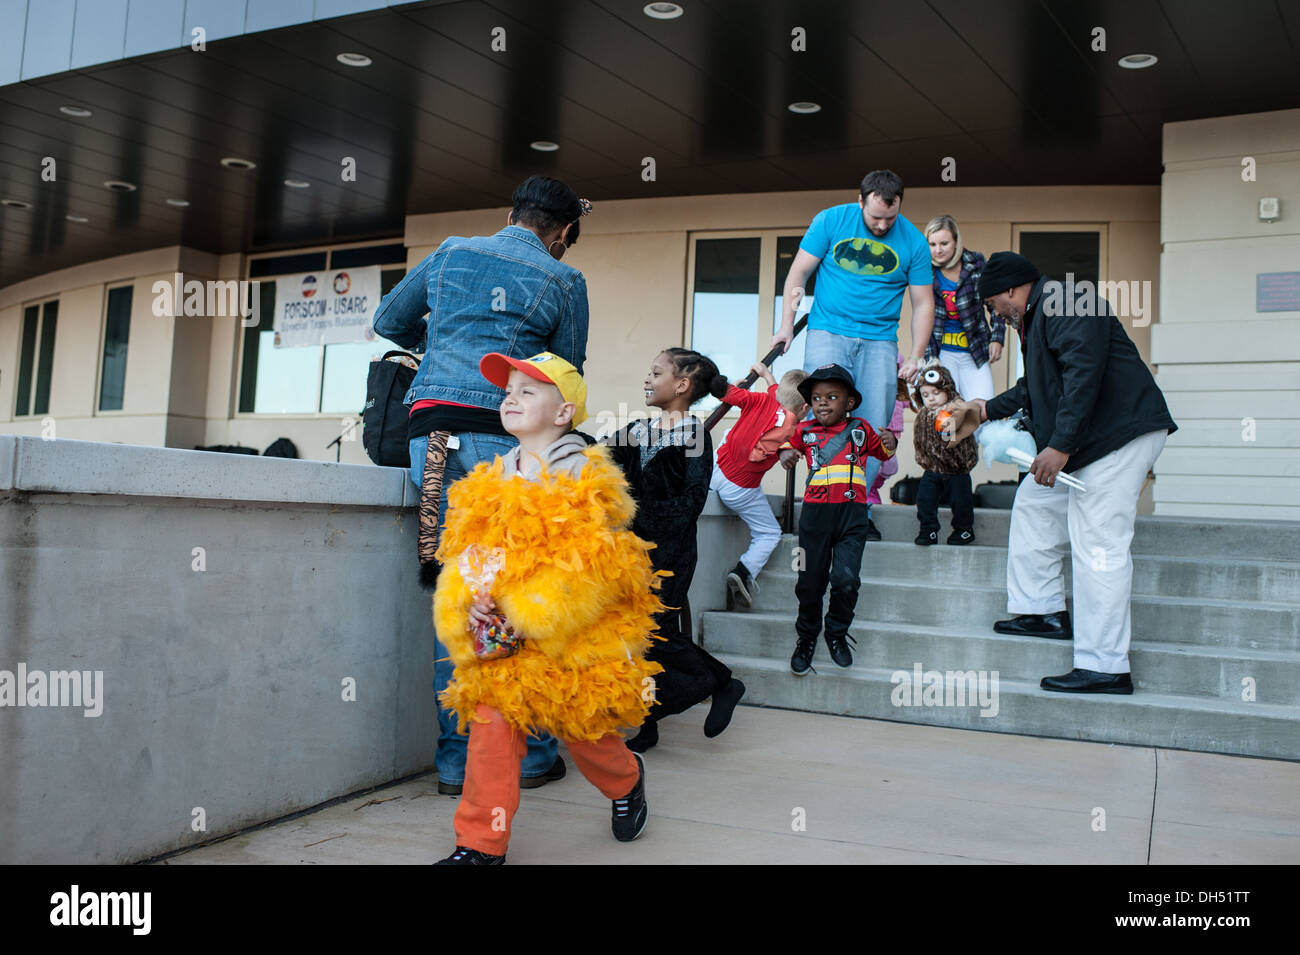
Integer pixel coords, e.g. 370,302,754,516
606,348,746,753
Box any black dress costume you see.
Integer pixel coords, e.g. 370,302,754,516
608,417,733,718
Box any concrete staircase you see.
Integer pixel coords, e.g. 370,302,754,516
697,505,1300,761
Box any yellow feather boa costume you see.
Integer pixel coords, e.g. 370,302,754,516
433,444,664,741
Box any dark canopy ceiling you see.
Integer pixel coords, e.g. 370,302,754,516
2,0,1299,288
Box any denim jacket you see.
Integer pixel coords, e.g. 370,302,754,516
372,225,589,408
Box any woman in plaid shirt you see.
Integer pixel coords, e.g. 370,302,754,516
923,215,1005,406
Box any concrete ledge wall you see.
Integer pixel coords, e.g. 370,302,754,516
0,437,437,863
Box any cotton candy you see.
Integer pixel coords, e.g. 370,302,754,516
977,418,1038,470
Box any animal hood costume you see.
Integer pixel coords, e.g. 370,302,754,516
911,363,980,475
433,442,664,741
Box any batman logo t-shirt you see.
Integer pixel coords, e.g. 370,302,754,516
799,202,932,341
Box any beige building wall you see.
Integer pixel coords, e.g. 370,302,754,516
2,186,1161,499
409,184,1160,508
1157,108,1300,521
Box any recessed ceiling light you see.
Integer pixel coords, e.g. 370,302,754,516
1118,53,1158,69
165,198,190,208
2,198,33,209
103,180,137,192
220,157,257,170
530,140,559,152
284,179,310,189
643,2,684,19
337,52,372,67
65,214,88,223
59,105,92,118
788,101,821,114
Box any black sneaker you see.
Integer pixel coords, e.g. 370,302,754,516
519,754,567,789
947,529,975,545
865,518,882,542
825,631,856,668
726,562,757,609
434,846,505,865
611,753,648,842
914,530,938,546
436,778,463,796
790,633,817,676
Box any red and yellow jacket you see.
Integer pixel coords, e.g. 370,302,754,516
790,416,894,504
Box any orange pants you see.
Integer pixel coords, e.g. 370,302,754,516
454,704,640,856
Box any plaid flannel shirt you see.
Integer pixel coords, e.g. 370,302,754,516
926,248,1005,369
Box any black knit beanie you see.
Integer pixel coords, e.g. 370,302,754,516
977,252,1040,300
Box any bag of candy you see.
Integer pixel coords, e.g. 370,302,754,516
457,544,523,661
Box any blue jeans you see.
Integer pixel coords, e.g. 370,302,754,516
803,328,900,505
408,431,559,784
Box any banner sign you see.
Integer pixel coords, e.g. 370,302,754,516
273,266,382,347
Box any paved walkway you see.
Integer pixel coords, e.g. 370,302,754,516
163,705,1300,865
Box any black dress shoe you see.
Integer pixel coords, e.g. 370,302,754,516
992,611,1072,640
626,720,659,753
520,753,567,789
1040,668,1133,694
703,678,746,738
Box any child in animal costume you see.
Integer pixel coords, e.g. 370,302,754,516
779,363,898,675
432,351,662,865
909,362,982,546
706,360,809,609
606,348,746,754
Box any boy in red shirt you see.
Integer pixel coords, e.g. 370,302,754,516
780,364,897,674
708,362,809,608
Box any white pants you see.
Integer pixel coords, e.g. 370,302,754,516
936,348,996,402
1005,429,1167,674
710,465,782,578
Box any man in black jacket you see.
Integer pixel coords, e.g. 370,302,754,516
972,252,1177,694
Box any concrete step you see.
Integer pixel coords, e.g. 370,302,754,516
717,652,1300,762
750,539,1300,605
736,572,1300,652
738,502,1300,562
701,611,1300,706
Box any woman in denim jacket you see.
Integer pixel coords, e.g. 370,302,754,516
923,215,1004,405
372,176,591,796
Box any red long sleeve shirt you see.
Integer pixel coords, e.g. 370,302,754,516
715,384,799,488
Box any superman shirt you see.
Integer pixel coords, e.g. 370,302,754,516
790,415,895,504
938,272,969,351
799,203,932,341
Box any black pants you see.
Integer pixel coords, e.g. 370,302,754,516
795,503,870,642
916,470,973,533
644,556,732,719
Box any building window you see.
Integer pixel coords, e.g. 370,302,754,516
686,232,816,413
237,245,407,415
15,299,58,417
98,285,132,412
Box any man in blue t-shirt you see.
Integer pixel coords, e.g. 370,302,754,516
773,170,936,532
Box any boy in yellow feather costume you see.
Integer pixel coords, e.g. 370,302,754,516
432,351,663,865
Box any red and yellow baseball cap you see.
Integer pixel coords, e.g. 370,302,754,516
479,351,588,425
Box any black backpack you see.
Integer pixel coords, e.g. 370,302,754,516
363,351,418,467
889,474,922,505
263,437,298,458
